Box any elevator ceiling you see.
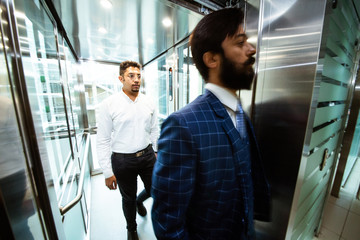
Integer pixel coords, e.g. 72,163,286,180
50,0,206,65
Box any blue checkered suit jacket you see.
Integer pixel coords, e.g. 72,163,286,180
151,90,270,240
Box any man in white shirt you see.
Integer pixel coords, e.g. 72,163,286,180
97,60,159,240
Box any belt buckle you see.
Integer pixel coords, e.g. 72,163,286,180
135,150,144,157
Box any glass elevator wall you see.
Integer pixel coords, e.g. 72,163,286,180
1,0,92,238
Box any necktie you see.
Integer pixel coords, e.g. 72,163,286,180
236,103,247,139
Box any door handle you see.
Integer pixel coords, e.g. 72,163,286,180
59,133,90,215
169,67,173,101
320,148,329,171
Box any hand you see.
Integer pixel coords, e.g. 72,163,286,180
154,152,157,158
105,175,117,190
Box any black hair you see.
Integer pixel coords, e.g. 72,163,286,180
119,60,141,76
190,8,244,81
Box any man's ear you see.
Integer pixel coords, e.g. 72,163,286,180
203,52,220,69
118,75,124,83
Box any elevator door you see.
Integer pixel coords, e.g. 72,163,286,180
176,41,204,111
1,0,92,239
0,16,46,240
143,42,203,126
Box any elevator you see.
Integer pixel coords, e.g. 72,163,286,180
1,0,360,239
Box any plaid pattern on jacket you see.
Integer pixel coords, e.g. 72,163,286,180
151,90,271,240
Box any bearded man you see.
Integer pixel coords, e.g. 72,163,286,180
151,7,271,240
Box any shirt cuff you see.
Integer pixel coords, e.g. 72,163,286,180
103,168,114,179
152,145,158,152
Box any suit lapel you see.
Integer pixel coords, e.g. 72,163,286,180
205,91,271,221
205,90,242,154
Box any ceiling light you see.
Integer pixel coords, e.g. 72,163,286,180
98,27,107,34
100,0,112,9
162,18,172,28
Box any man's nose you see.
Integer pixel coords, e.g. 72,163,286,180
248,42,256,56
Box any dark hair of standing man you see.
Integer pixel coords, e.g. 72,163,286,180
119,60,141,76
190,8,245,81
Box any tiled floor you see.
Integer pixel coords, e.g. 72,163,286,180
90,173,156,240
315,158,360,240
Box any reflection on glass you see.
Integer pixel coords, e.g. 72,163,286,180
177,43,203,110
60,40,82,152
81,61,122,171
0,21,40,240
188,48,204,102
13,0,89,238
15,5,72,200
143,55,167,123
81,61,120,128
0,97,37,240
143,46,203,124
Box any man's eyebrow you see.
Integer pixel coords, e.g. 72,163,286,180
235,33,247,38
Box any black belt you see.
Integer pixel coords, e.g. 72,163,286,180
113,145,152,158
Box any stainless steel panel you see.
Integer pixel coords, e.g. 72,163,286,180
240,0,261,115
252,0,327,239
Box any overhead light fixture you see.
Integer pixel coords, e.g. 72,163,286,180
98,27,107,34
162,17,172,28
100,0,112,9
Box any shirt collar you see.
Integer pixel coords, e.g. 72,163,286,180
205,83,239,112
120,88,140,102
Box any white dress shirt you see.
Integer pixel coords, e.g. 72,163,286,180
96,90,159,178
205,83,239,127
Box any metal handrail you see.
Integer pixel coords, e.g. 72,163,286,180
59,133,90,215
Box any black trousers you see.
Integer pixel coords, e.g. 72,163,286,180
111,146,156,231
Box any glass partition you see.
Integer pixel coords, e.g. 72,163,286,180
0,16,43,240
143,55,168,123
81,61,120,128
12,0,90,238
13,0,74,200
80,61,120,171
177,43,203,110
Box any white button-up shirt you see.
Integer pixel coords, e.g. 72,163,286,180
96,90,159,178
205,83,239,127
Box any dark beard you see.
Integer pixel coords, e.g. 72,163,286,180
220,53,255,90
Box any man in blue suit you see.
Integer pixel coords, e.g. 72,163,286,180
151,7,271,240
